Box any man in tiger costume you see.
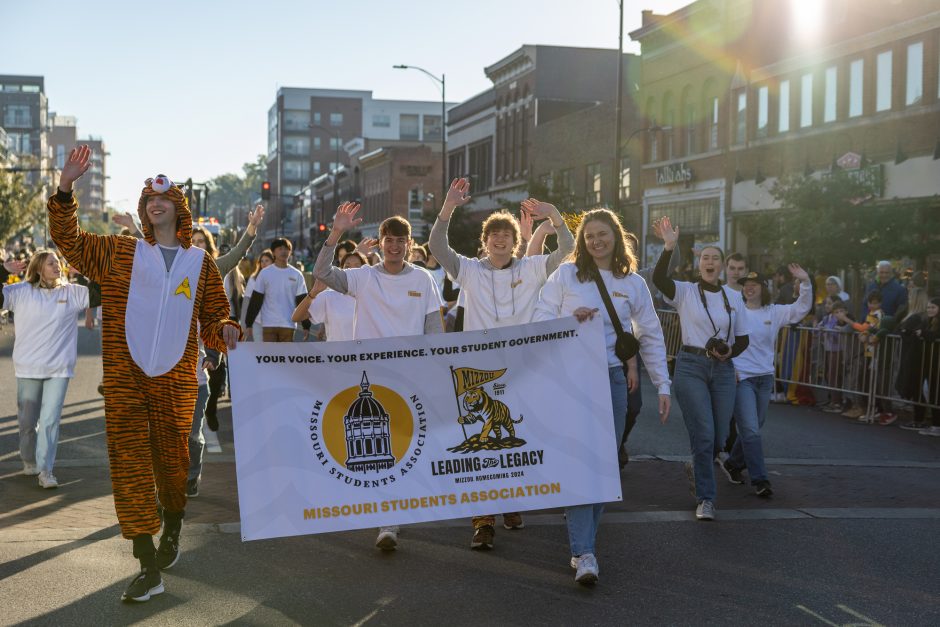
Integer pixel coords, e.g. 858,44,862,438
49,146,240,603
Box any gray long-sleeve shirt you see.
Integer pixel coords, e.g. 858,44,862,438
214,229,256,276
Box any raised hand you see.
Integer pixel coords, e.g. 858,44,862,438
111,212,136,230
519,207,534,243
658,216,679,250
520,198,557,222
60,145,92,191
3,258,27,275
788,263,810,283
442,178,472,214
247,204,265,234
331,202,362,235
355,237,378,255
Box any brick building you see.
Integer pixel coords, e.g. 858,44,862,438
631,0,940,269
0,75,50,190
446,45,643,231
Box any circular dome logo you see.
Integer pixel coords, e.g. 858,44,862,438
310,372,425,488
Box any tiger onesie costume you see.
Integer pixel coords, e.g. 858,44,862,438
48,179,237,547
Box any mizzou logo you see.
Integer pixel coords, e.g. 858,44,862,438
447,367,525,454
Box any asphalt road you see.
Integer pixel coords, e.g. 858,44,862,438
2,325,939,626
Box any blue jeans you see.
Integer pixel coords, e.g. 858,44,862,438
728,374,773,484
17,377,70,472
187,384,210,481
672,352,736,502
566,366,628,557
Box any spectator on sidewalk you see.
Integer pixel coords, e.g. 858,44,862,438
894,288,931,431
918,299,940,437
863,261,907,318
2,251,94,489
816,298,851,412
836,290,892,424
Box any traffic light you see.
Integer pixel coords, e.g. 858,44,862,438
261,181,271,200
317,223,327,233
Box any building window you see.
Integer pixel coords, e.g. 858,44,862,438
800,73,813,128
22,85,39,93
585,163,602,206
372,114,390,128
313,161,321,174
649,126,659,162
876,50,892,112
619,157,631,201
662,93,675,159
329,162,342,172
824,66,837,123
468,140,491,191
685,106,697,155
707,96,719,150
313,112,321,125
448,151,465,180
400,114,419,140
284,136,310,156
3,104,31,128
423,115,442,141
6,132,31,154
330,137,343,150
906,41,923,106
56,145,66,169
408,188,423,221
313,137,321,150
756,86,769,138
734,90,747,144
849,59,864,117
268,108,278,156
283,110,309,131
282,160,310,181
558,168,575,197
778,79,790,133
330,113,343,127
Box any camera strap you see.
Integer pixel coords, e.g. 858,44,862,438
698,281,733,344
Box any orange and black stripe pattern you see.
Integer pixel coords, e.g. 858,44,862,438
49,192,239,538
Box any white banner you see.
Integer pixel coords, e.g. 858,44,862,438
229,317,620,541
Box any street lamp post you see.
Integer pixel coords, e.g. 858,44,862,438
614,0,625,217
393,64,447,207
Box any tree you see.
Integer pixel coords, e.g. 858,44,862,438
0,169,44,245
739,170,939,272
206,155,267,222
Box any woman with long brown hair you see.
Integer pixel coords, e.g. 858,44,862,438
240,249,275,339
1,250,94,488
534,208,671,585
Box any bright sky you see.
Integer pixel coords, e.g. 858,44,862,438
2,0,688,212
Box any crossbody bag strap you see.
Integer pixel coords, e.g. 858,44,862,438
593,272,629,341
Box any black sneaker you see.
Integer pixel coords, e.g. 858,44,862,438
206,412,219,432
155,524,181,570
755,480,774,498
186,478,199,498
121,567,164,602
721,460,744,485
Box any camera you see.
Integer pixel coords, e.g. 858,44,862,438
705,336,730,357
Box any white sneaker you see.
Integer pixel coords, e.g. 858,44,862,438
920,426,940,437
573,553,599,585
38,471,59,489
22,462,39,476
375,527,399,551
695,500,715,521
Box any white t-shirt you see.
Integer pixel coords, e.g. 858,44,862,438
456,254,550,331
665,281,746,350
345,264,444,339
534,263,671,395
3,282,89,378
735,282,813,380
307,289,356,342
254,265,307,329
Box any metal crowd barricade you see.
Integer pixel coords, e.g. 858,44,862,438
655,309,940,416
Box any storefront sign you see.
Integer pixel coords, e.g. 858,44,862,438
656,162,693,186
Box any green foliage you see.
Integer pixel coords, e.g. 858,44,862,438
0,169,44,244
740,170,938,272
205,155,267,220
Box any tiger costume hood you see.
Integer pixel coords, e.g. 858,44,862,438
137,174,193,248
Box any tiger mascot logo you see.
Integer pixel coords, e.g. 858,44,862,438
458,388,523,443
